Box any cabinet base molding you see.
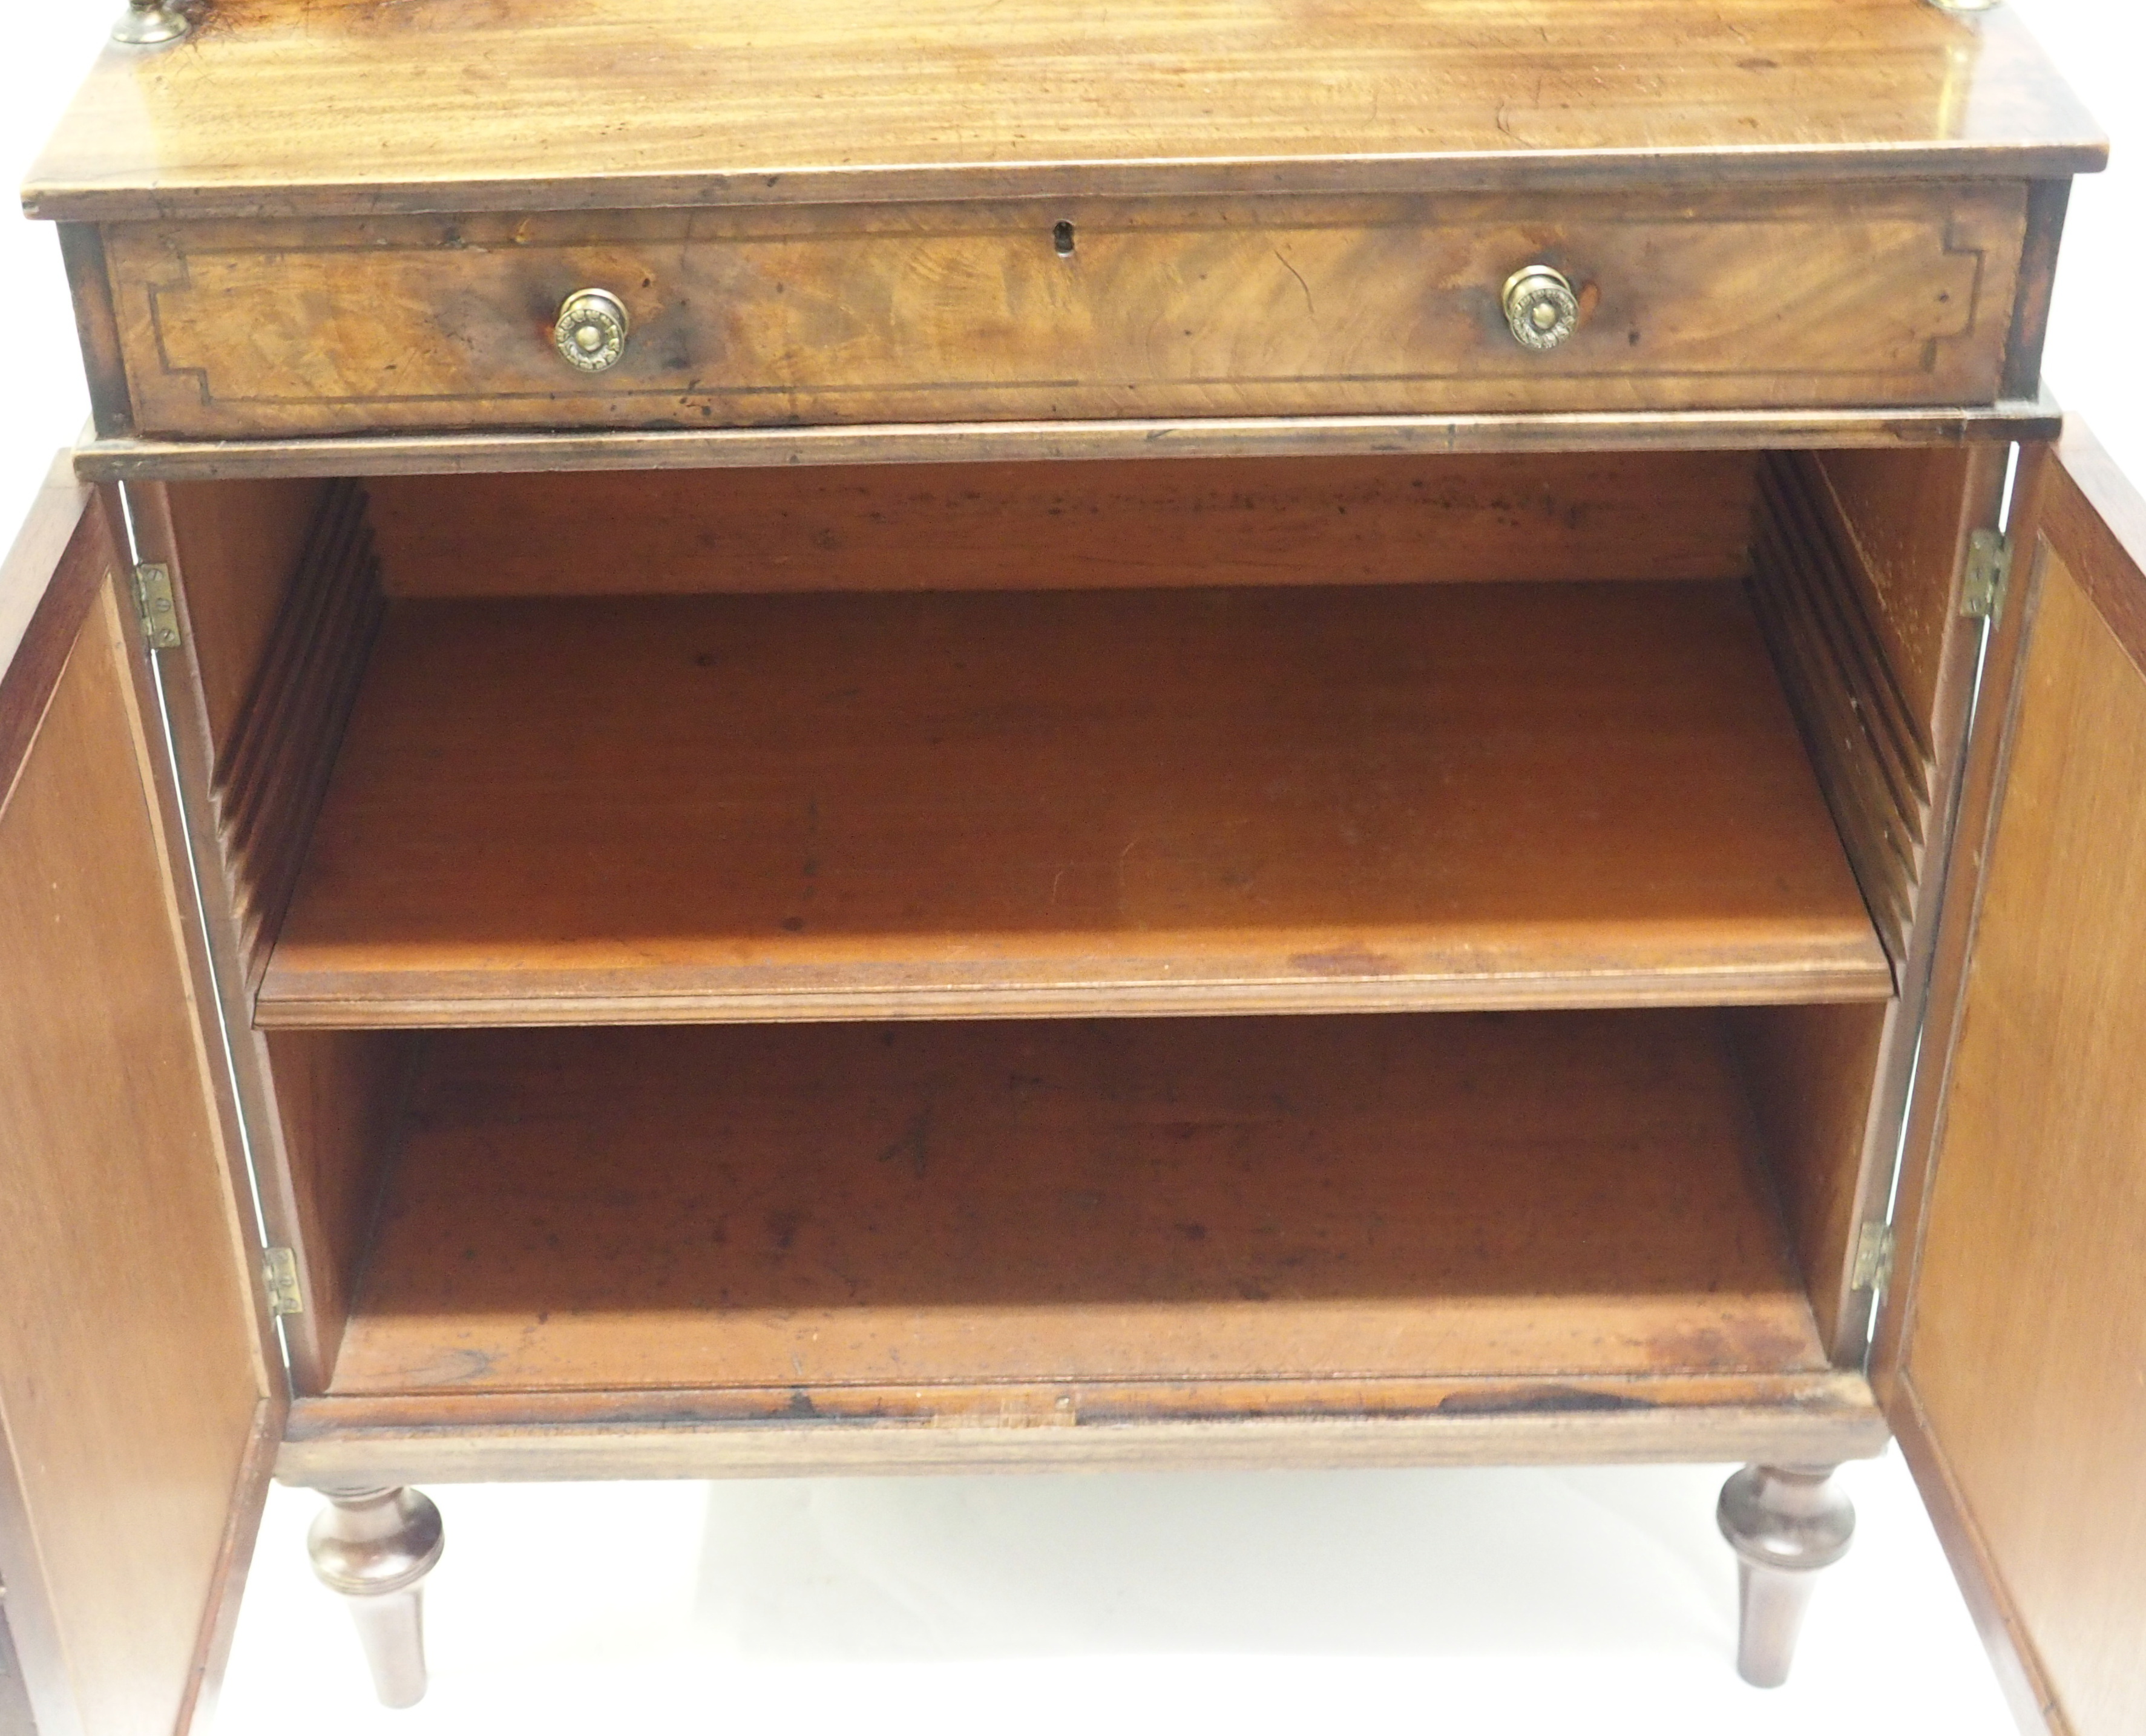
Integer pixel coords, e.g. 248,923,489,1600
306,1486,444,1708
1716,1463,1856,1688
277,1375,1888,1489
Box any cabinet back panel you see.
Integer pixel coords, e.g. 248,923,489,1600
366,452,1758,599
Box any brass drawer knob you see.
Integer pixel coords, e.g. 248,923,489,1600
554,289,630,373
112,0,192,44
1502,265,1580,352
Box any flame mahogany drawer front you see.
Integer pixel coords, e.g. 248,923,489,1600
101,181,2032,438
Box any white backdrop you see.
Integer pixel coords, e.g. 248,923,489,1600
3,7,2141,1734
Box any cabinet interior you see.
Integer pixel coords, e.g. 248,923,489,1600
160,445,1972,1403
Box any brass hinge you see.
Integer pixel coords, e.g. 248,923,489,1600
1852,1222,1897,1292
261,1246,304,1316
1960,529,2014,623
129,562,182,649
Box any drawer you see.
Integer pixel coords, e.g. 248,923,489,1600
100,183,2030,439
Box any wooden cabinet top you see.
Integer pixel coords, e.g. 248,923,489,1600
23,0,2107,223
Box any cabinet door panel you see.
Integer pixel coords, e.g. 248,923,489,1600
1880,427,2146,1736
0,470,275,1736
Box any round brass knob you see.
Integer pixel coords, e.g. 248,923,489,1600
1501,265,1581,352
112,0,192,44
553,289,629,373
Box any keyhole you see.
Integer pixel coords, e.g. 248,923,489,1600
1053,220,1077,257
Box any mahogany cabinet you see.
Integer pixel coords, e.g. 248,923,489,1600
1,3,2141,1731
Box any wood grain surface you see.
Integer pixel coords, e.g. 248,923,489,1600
0,459,104,807
2001,178,2073,401
327,1012,1828,1397
57,223,132,441
68,399,2070,486
162,476,330,755
0,545,266,1736
211,481,384,986
1882,433,2146,1736
1724,1003,1889,1364
1812,445,1990,732
257,581,1889,1026
24,0,2103,221
258,1030,421,1397
1749,453,1936,969
102,185,2027,437
277,1371,1891,1488
1803,437,2005,1367
366,452,1760,598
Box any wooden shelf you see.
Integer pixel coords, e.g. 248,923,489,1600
258,581,1889,1026
327,1012,1829,1398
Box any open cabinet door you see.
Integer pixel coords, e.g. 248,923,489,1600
0,463,281,1736
1875,424,2146,1736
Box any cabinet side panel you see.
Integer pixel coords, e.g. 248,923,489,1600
56,227,133,443
2000,180,2071,402
1722,1002,1889,1360
134,480,392,1394
1750,452,1936,968
260,1030,421,1394
0,583,266,1736
164,478,333,755
1773,442,2004,1360
1810,447,1984,733
193,481,385,983
1739,446,1998,1361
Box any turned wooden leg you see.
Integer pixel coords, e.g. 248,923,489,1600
307,1487,445,1708
1716,1464,1855,1687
